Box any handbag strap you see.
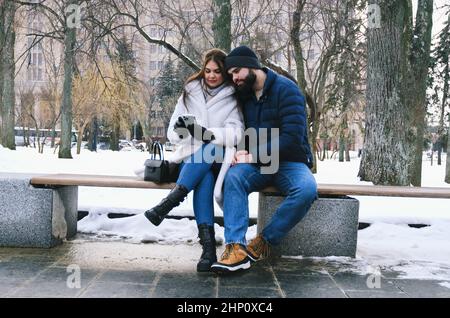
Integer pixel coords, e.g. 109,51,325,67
151,141,165,161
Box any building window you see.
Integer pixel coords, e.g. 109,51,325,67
27,42,44,81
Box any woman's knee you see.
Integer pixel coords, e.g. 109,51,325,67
195,170,215,189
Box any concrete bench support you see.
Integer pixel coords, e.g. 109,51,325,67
258,193,359,257
0,174,78,248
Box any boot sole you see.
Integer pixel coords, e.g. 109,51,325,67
246,252,258,263
210,259,251,274
197,266,213,272
197,261,216,272
144,210,163,226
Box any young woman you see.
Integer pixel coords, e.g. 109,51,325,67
144,49,244,272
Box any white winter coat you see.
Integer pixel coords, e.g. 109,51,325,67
168,80,244,208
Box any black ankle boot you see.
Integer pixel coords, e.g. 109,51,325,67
197,224,217,272
144,184,189,226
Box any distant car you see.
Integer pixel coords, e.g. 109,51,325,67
119,140,135,151
97,142,109,150
164,142,176,152
135,142,147,152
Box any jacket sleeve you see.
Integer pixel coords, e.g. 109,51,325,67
208,100,244,147
166,95,195,143
249,83,307,164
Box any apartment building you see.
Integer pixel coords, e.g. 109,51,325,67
13,0,364,151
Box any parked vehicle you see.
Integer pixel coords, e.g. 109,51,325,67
164,142,176,152
14,127,77,147
119,140,135,151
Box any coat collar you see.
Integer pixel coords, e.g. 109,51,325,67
261,68,277,95
185,80,235,107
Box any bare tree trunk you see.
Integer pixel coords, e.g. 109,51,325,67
446,117,450,183
345,139,350,162
0,3,3,142
409,0,434,186
437,141,442,165
1,0,15,150
76,122,88,155
290,0,319,172
290,0,307,89
358,0,413,185
59,1,77,159
438,51,449,166
110,110,120,152
88,116,98,152
339,132,345,162
212,0,231,52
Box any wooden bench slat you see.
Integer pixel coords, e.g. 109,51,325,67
31,174,175,189
29,173,450,199
310,184,450,199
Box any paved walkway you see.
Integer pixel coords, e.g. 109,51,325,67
1,235,450,299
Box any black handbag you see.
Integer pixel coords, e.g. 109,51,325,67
144,141,179,183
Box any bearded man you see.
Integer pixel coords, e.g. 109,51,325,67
211,46,317,274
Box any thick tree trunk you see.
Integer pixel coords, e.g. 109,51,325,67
0,3,4,142
409,0,433,186
212,0,231,52
339,133,345,162
1,0,15,150
290,0,319,172
437,143,442,165
290,0,307,89
358,0,413,185
110,111,120,152
88,116,98,152
58,2,77,159
438,59,449,167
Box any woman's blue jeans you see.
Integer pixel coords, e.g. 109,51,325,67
222,162,318,246
176,144,223,226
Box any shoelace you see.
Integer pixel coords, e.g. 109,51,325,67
221,244,234,260
253,237,270,258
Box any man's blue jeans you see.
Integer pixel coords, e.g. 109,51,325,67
176,144,222,226
222,162,317,246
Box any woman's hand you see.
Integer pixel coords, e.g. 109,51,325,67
173,117,187,129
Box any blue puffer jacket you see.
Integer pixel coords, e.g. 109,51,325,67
242,68,313,168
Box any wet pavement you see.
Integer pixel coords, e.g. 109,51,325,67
1,235,450,299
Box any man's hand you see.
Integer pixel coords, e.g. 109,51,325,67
231,150,253,166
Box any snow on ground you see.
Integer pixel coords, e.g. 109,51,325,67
1,145,450,282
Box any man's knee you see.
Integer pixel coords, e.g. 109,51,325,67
290,185,317,205
224,165,251,190
225,166,243,184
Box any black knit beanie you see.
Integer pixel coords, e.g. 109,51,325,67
225,46,261,71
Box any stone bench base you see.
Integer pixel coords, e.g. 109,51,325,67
1,173,358,256
258,194,359,257
0,174,78,248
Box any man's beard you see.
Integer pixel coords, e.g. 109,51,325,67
235,71,257,102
